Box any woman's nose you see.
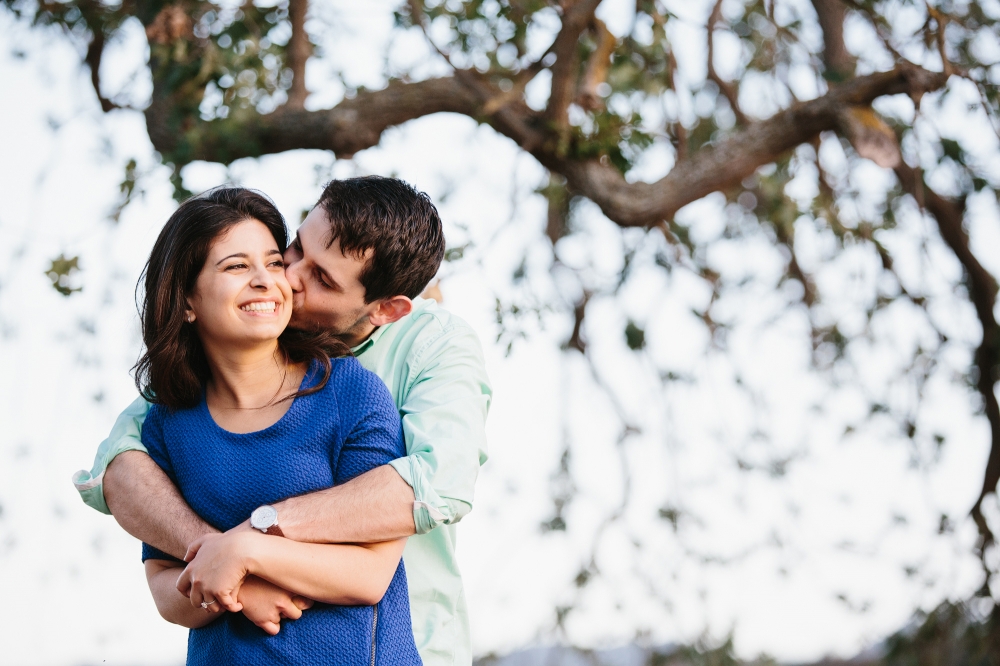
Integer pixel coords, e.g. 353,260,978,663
250,264,277,289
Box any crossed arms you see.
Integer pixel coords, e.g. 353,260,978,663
81,316,492,632
107,450,415,630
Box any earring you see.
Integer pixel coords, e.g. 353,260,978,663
186,313,195,323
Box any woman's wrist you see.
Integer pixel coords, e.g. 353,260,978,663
236,530,270,578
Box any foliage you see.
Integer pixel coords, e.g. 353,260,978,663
6,0,1000,648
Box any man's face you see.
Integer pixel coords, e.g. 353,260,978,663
283,207,379,346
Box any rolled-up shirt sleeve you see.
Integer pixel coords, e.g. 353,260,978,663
71,395,151,515
388,324,491,535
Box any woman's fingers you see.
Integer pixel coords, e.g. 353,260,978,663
184,535,207,563
188,579,207,609
279,600,303,621
175,566,193,598
291,596,314,611
259,621,281,636
216,588,243,613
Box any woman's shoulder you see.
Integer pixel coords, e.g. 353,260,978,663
146,397,204,423
327,355,386,393
323,356,398,420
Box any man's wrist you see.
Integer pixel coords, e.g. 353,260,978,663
269,497,302,539
250,505,285,536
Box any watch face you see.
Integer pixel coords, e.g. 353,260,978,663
251,505,278,529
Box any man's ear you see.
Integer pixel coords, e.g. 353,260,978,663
369,296,413,327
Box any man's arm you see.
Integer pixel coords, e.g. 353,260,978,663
262,321,491,543
272,464,416,542
105,450,218,559
72,395,151,514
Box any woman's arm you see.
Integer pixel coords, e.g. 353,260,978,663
146,559,225,628
178,531,406,610
147,559,314,633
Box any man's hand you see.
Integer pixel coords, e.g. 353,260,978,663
177,532,257,613
238,575,314,635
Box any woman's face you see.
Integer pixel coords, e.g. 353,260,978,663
186,219,293,350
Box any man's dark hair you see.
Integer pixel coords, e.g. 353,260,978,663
316,176,445,302
134,187,349,409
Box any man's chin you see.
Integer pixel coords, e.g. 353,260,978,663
288,311,327,332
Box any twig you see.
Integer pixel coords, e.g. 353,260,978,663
706,0,748,125
285,0,312,108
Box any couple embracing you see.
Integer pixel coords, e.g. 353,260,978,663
73,176,492,665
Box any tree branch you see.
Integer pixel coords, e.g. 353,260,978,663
145,77,485,163
566,291,591,353
810,0,854,81
894,163,1000,557
707,0,748,125
85,27,119,112
546,0,604,134
537,65,947,227
285,0,311,109
576,18,616,111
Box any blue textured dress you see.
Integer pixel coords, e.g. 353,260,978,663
140,357,422,666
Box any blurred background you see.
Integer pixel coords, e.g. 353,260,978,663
1,0,999,663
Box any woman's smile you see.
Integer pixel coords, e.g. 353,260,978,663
239,300,280,315
186,219,295,349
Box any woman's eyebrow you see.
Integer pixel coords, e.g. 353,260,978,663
216,249,281,266
216,252,248,266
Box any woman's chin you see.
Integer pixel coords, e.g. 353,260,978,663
204,325,289,348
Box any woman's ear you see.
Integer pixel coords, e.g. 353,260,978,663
369,296,413,327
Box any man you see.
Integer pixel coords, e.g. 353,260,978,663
73,176,492,666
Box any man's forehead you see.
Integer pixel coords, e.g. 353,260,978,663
299,213,372,262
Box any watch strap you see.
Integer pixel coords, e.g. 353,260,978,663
262,524,284,537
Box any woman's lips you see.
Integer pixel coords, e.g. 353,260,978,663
239,300,279,314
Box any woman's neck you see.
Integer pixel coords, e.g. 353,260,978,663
201,339,304,410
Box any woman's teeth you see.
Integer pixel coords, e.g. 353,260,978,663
241,302,277,313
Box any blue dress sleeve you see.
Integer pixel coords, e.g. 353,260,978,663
139,406,184,563
331,358,406,485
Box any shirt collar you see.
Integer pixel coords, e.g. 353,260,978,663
349,296,429,357
350,320,389,357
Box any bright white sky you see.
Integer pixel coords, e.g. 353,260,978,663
1,1,998,664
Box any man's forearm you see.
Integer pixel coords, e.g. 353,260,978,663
104,450,217,559
273,465,415,543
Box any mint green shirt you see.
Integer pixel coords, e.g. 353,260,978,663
72,297,492,666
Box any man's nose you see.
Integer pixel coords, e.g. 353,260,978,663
284,256,304,293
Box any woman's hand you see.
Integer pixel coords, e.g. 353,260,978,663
238,575,314,635
177,531,262,613
145,559,226,629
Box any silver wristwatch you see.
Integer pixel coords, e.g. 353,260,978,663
250,505,284,537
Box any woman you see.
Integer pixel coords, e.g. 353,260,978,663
134,187,421,665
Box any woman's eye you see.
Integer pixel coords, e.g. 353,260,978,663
226,263,249,271
269,260,285,268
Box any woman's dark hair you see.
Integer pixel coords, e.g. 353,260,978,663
133,187,350,410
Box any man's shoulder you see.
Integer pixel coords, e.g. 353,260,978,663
400,297,480,347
